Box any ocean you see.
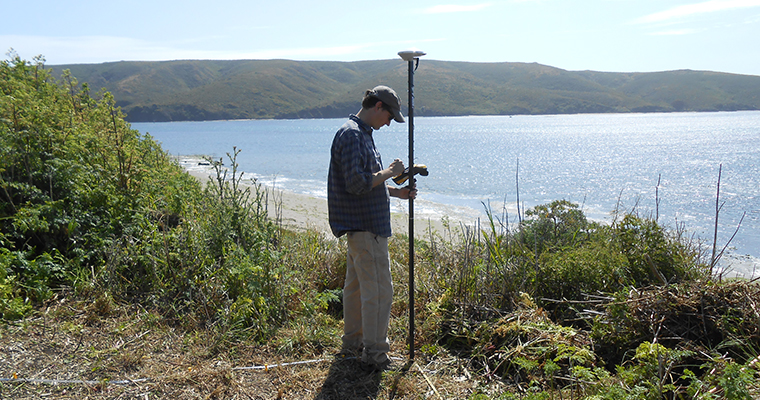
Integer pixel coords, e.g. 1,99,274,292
132,111,760,278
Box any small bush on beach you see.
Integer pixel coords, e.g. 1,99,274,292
421,199,709,321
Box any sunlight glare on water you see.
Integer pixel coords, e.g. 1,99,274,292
133,111,760,275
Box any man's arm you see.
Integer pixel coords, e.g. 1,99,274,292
388,184,417,199
371,158,404,188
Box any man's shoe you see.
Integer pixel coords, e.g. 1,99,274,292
335,345,363,360
336,349,359,360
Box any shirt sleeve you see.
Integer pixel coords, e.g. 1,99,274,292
340,130,375,196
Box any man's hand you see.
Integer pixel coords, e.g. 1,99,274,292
372,158,405,188
388,158,404,177
389,182,417,199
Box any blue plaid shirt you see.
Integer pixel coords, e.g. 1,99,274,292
328,115,391,238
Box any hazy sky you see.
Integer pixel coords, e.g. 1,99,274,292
2,0,759,75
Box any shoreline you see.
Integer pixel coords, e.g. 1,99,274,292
183,166,463,241
180,157,759,280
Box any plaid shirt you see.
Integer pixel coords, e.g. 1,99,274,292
328,115,391,238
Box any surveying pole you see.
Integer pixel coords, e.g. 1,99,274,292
398,49,425,360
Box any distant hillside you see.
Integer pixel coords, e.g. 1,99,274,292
51,59,760,122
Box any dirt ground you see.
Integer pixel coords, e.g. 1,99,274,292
0,297,486,400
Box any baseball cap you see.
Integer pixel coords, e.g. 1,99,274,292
369,85,405,123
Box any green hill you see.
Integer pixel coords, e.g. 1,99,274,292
51,59,760,122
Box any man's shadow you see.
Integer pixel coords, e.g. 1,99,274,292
314,357,412,400
314,356,380,400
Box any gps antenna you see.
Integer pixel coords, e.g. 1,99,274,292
398,49,425,361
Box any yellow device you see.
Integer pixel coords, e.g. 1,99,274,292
393,164,429,185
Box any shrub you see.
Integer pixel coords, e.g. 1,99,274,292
518,199,591,253
612,213,705,286
1,54,289,341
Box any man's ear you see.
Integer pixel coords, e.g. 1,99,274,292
374,101,384,110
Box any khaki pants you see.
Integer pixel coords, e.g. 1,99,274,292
342,231,393,365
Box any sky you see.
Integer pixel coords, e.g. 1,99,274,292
2,0,760,76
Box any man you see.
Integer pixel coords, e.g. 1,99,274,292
327,85,416,372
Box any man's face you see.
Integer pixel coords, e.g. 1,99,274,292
371,102,394,130
382,107,394,125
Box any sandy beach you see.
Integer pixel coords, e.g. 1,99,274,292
263,188,419,236
183,165,462,241
280,189,458,239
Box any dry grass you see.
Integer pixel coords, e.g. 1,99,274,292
0,296,489,400
2,281,759,399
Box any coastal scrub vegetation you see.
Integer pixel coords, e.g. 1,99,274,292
2,54,758,398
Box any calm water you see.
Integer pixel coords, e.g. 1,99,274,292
132,111,760,275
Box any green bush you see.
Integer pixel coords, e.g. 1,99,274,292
0,249,33,319
613,213,704,285
534,240,629,304
1,54,289,340
1,54,182,294
518,199,591,253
